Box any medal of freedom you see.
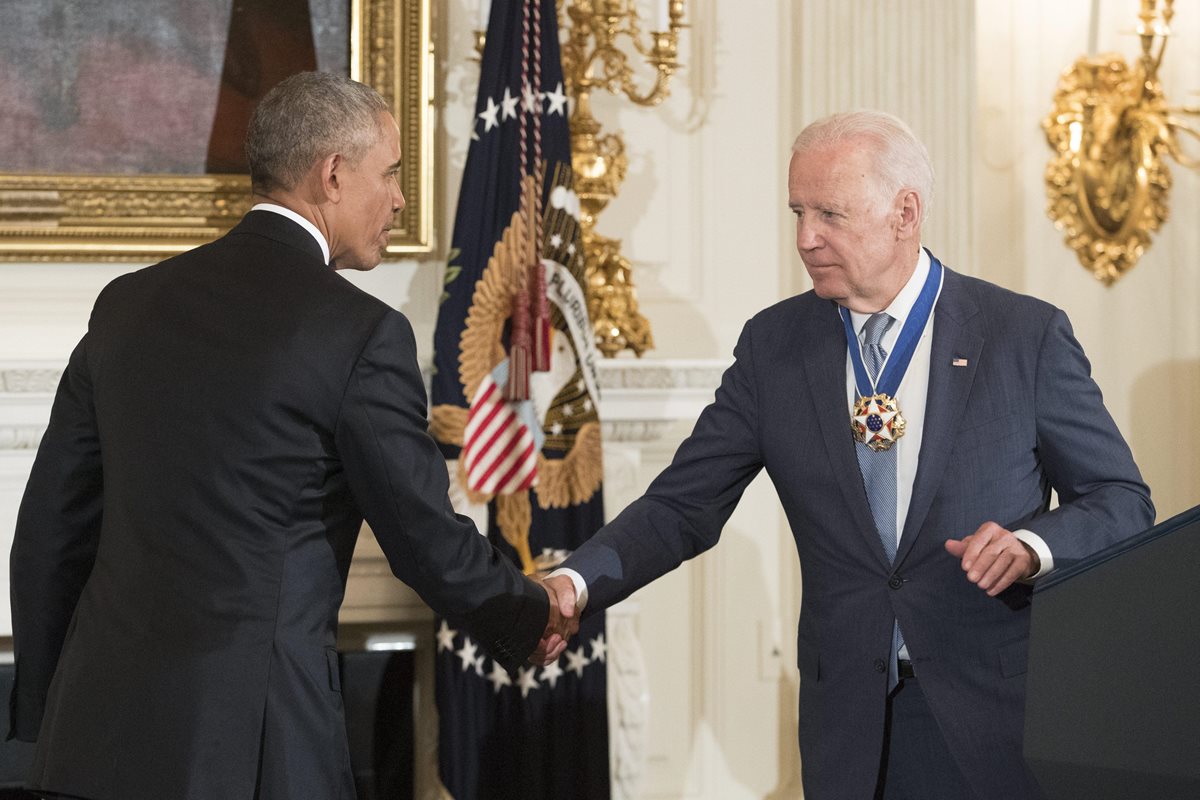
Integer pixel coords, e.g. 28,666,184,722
851,393,906,452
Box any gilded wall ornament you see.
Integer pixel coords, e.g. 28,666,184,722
1042,0,1198,285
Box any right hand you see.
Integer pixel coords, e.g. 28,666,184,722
529,574,579,666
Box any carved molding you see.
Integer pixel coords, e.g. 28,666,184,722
1,368,61,393
0,427,44,451
598,359,726,391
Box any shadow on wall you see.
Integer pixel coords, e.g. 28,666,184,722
704,525,803,797
1131,358,1200,523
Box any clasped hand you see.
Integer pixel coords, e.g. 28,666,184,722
529,574,579,666
944,521,1039,596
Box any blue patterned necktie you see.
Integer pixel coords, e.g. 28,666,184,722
854,312,906,690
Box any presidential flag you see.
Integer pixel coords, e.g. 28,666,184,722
429,0,609,797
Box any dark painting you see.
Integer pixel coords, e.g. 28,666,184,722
0,0,350,176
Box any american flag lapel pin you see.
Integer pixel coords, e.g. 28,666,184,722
952,357,968,367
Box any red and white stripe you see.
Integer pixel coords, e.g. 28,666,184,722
463,375,538,495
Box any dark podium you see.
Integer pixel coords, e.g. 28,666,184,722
1024,504,1200,799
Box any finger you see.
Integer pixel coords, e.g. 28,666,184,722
546,639,568,664
986,560,1028,597
974,549,1014,590
960,522,999,572
944,538,967,557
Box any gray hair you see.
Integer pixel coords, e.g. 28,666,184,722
246,71,389,193
792,110,934,219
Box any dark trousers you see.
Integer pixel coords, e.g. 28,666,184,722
874,675,977,800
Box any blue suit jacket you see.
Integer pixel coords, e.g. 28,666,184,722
562,264,1154,800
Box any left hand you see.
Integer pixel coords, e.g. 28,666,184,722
944,521,1039,597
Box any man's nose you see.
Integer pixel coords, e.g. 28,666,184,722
393,186,406,213
796,218,820,250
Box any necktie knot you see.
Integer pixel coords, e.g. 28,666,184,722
861,313,893,383
862,312,892,348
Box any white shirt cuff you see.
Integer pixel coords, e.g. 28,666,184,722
546,567,589,613
1013,529,1054,580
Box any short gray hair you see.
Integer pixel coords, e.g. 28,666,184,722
246,71,389,193
792,110,934,219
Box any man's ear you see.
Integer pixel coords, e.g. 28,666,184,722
319,153,344,203
893,188,922,241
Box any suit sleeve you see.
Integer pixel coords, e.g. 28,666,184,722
1025,308,1155,564
562,319,766,614
9,336,104,741
334,310,547,670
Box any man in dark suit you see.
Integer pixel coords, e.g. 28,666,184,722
9,72,571,800
544,111,1154,799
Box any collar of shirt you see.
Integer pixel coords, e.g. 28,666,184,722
250,203,331,266
848,247,931,352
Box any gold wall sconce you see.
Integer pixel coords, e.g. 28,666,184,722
1042,0,1199,285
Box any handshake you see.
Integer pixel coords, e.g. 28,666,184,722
530,574,581,666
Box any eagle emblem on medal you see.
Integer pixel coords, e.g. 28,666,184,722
851,393,906,452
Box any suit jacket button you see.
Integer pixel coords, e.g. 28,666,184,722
873,658,886,673
888,575,903,590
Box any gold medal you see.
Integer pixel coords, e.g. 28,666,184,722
851,393,906,452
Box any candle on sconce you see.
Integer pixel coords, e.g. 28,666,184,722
1087,0,1100,55
656,0,670,30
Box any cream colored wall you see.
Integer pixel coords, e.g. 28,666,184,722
974,0,1200,523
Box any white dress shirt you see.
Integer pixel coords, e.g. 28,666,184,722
251,203,330,265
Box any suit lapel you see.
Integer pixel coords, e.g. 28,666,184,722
896,269,983,565
799,299,892,569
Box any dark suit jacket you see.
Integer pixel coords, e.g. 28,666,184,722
561,263,1154,800
9,211,548,800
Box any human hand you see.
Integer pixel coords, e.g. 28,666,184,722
944,521,1039,597
528,574,580,666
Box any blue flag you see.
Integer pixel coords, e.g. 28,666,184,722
430,0,610,797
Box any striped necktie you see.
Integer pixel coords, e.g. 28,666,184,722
854,312,906,691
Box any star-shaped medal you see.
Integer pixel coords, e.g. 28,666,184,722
851,393,907,452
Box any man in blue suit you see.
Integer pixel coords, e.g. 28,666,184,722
546,111,1154,799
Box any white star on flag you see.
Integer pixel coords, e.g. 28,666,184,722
456,637,479,671
549,233,563,248
565,645,590,678
518,666,540,698
478,96,500,132
590,633,607,663
549,422,563,435
500,86,519,120
487,661,513,693
544,82,567,115
474,655,486,677
436,620,458,653
541,659,565,689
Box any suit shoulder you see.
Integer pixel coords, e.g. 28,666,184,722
747,290,825,331
943,268,1062,330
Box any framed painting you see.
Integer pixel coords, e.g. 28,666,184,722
0,0,433,261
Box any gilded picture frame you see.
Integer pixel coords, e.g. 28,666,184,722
0,0,433,262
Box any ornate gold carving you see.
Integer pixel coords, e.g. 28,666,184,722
559,0,686,356
0,0,433,261
1042,0,1199,284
